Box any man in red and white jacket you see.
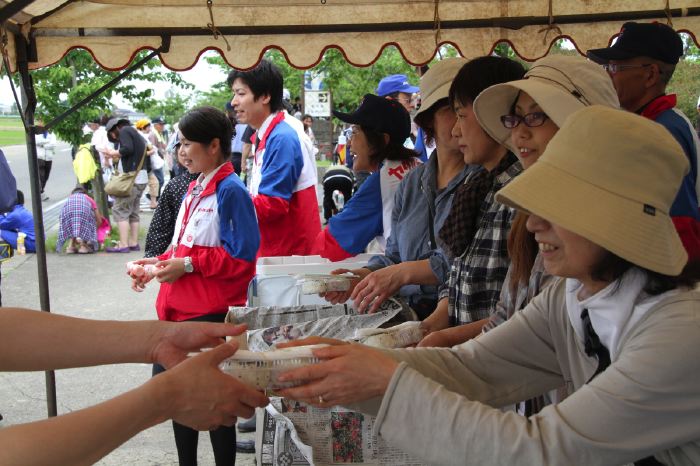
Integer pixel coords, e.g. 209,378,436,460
229,60,321,257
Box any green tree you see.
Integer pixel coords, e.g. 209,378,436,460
198,46,422,114
29,49,191,146
135,92,190,126
668,58,700,123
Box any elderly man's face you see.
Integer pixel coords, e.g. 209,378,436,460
606,57,655,111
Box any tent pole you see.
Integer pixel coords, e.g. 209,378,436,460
14,31,57,418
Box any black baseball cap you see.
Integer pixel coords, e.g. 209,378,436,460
332,94,410,144
587,22,683,65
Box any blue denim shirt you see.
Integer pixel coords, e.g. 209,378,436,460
367,152,473,302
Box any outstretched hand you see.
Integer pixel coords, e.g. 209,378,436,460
277,344,398,407
153,341,269,430
351,265,405,313
320,268,369,305
149,321,248,369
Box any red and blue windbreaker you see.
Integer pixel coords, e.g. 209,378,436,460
156,162,259,322
313,158,421,261
249,112,321,257
642,95,700,262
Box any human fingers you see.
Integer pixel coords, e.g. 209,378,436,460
323,290,351,304
367,292,391,313
134,257,159,265
204,341,239,366
350,276,369,301
131,278,145,292
330,268,351,276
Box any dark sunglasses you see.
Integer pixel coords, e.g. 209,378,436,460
500,112,549,129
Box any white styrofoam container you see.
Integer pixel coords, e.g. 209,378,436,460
248,254,374,307
255,254,374,275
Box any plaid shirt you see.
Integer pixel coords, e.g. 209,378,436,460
482,253,553,331
439,160,522,326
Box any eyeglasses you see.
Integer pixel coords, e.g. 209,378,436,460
500,112,549,129
601,63,652,74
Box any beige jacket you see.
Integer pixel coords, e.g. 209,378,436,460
359,279,700,466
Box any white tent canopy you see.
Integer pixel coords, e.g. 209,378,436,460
2,0,700,72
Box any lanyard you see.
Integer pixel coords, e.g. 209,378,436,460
174,185,203,251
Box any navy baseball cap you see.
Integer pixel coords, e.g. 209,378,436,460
587,22,684,65
376,74,419,97
333,94,411,144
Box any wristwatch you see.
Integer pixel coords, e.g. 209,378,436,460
183,256,194,273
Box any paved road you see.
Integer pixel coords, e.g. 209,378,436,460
3,141,77,232
0,211,256,465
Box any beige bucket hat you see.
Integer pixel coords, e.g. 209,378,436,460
496,105,688,276
473,55,619,153
415,57,468,117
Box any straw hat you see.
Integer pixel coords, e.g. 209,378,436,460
473,55,619,153
415,57,467,117
496,105,688,276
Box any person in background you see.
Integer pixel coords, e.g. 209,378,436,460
0,190,35,254
376,73,419,154
151,117,168,154
144,134,199,258
302,114,316,144
227,103,246,175
229,59,320,257
56,186,104,254
135,118,162,210
239,124,254,184
588,21,700,263
0,149,16,308
0,307,268,465
419,56,524,334
376,73,419,114
130,107,260,466
419,55,620,356
330,58,471,319
105,117,150,253
312,94,421,260
321,164,354,224
35,121,56,201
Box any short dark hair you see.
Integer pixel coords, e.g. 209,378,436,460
16,190,23,206
590,251,699,295
302,114,313,121
227,59,284,113
448,56,526,108
179,106,233,158
361,125,417,165
414,98,449,146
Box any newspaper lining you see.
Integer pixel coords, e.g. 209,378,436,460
237,298,425,465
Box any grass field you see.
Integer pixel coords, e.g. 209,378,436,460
0,116,25,146
0,129,26,146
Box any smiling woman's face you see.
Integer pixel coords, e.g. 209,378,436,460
526,213,609,295
509,92,559,170
349,125,377,172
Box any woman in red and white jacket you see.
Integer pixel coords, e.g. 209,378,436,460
129,106,260,466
